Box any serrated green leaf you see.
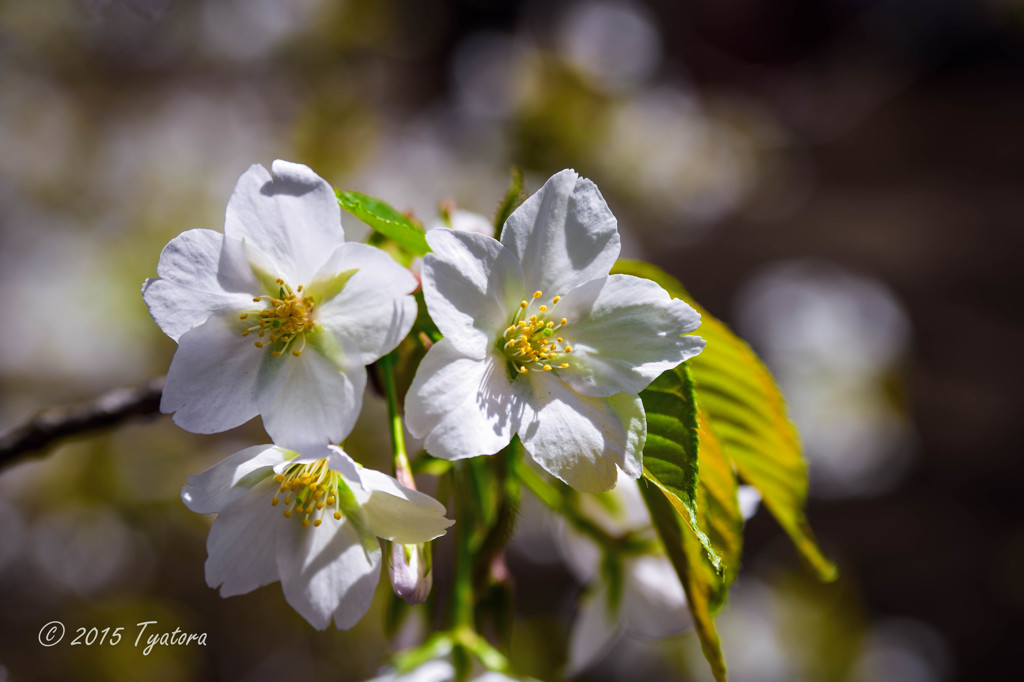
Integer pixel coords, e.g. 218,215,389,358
336,189,430,256
640,479,728,682
639,363,721,573
695,407,743,604
613,259,837,581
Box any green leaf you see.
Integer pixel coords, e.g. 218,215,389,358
336,190,430,257
640,479,728,682
639,362,721,573
493,166,524,238
640,363,735,681
695,407,744,604
613,259,837,581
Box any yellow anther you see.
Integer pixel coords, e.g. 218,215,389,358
272,350,282,357
543,365,552,371
240,312,248,319
552,296,561,304
533,291,543,298
561,363,569,368
241,329,250,337
333,511,342,520
271,497,279,506
520,366,528,373
313,519,322,527
276,278,284,284
564,346,572,352
538,305,547,312
560,318,567,325
327,496,335,504
292,349,302,356
302,518,310,527
254,341,264,348
275,474,285,482
283,510,293,518
253,297,262,302
520,300,528,308
557,337,563,342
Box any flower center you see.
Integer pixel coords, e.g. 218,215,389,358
500,290,573,374
240,279,315,357
271,459,355,528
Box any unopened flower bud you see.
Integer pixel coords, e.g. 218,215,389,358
389,541,433,605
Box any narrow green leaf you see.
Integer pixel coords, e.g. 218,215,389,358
640,480,728,682
639,363,721,573
493,166,524,237
336,190,430,256
613,259,837,581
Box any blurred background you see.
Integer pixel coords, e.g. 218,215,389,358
0,0,1021,680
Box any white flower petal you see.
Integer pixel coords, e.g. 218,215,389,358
621,555,692,638
256,338,367,451
161,314,262,434
422,229,525,358
556,274,705,397
405,339,521,460
224,161,344,285
276,514,382,630
566,583,621,676
519,375,645,493
358,467,453,544
182,445,288,514
323,447,369,500
315,243,418,364
204,482,281,597
500,169,620,296
142,229,257,341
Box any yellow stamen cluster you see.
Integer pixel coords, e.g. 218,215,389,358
501,290,572,374
240,279,315,356
272,459,343,528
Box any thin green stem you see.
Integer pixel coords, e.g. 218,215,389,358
379,351,412,478
451,462,476,633
451,461,478,682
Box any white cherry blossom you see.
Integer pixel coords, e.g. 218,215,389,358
181,444,453,630
405,169,705,492
143,160,417,451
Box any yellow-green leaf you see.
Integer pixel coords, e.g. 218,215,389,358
640,479,728,682
639,362,721,574
695,407,743,604
336,190,429,256
613,259,837,581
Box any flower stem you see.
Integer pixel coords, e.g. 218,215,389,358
452,460,477,681
379,351,412,482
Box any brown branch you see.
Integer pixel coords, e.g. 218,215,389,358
0,376,165,469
